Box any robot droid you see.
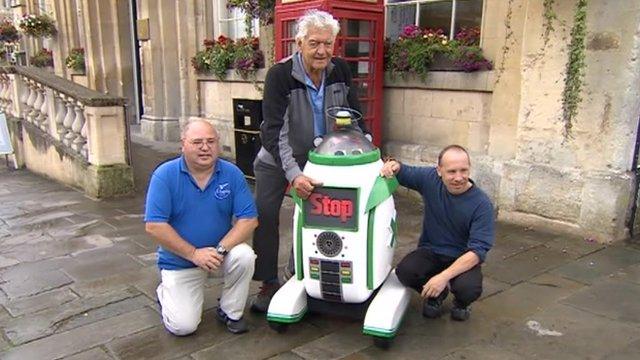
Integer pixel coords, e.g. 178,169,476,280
266,109,411,348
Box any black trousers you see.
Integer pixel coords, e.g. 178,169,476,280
396,247,483,307
252,159,289,282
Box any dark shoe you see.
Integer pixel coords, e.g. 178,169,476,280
422,288,449,318
216,307,249,334
450,301,471,321
250,281,280,313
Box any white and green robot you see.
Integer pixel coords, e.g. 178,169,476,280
266,109,411,348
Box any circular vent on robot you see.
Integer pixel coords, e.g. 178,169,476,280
316,231,343,258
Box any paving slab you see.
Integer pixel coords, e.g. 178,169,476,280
483,245,572,285
551,245,640,284
191,321,331,360
602,338,640,360
71,265,158,298
0,267,73,299
0,307,160,360
345,298,502,360
475,273,585,321
62,241,147,282
439,343,533,360
612,263,640,285
267,352,306,360
106,309,234,360
490,303,640,360
291,323,371,360
1,234,115,263
3,288,143,345
0,255,18,269
3,287,78,317
479,276,511,300
63,347,114,360
561,278,640,324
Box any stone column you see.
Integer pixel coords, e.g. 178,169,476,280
485,0,527,160
138,0,180,141
79,0,136,125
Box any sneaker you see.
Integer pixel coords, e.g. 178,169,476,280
422,288,449,318
216,307,249,334
250,281,280,313
450,301,471,321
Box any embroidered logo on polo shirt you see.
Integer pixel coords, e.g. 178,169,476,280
215,182,231,200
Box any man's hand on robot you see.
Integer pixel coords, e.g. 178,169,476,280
190,247,223,272
293,174,323,200
380,160,400,178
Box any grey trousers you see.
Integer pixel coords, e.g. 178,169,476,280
252,159,289,282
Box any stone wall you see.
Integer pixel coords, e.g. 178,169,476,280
196,71,266,159
384,0,640,243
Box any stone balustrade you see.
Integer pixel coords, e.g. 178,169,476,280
0,66,133,198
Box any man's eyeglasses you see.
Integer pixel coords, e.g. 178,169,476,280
307,40,333,50
187,138,217,148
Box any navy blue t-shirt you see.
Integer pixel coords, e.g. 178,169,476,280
397,165,494,262
144,156,257,270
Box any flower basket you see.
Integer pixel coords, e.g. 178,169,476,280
18,14,57,38
30,48,53,68
233,37,264,78
191,35,264,80
0,21,20,43
385,25,492,77
65,48,85,74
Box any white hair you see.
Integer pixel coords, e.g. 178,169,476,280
295,9,340,42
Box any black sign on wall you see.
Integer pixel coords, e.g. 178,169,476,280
303,187,359,231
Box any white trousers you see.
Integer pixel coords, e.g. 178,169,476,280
157,243,256,336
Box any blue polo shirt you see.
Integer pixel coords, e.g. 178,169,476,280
144,156,257,270
299,53,326,136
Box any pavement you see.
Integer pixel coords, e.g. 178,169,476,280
1,133,640,359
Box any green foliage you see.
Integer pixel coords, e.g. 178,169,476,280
562,0,588,141
30,48,53,68
65,48,85,72
191,36,264,80
18,14,57,38
385,26,491,79
227,0,275,36
542,0,557,48
0,21,20,43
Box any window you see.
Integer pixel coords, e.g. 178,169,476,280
385,0,483,41
215,1,259,39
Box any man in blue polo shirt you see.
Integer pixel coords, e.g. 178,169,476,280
145,119,258,335
380,145,494,321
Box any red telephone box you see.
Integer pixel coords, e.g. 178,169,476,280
274,0,385,146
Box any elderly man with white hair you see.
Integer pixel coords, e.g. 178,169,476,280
250,9,367,312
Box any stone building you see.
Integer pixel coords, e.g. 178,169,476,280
4,0,640,243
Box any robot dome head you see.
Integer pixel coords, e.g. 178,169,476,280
311,107,377,159
325,106,362,129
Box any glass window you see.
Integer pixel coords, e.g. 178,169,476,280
385,0,483,41
215,1,259,39
419,1,453,37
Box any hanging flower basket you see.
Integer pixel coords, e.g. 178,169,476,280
0,21,20,43
30,48,53,68
65,48,85,73
18,14,57,38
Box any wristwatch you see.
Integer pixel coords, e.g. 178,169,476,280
216,244,228,256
